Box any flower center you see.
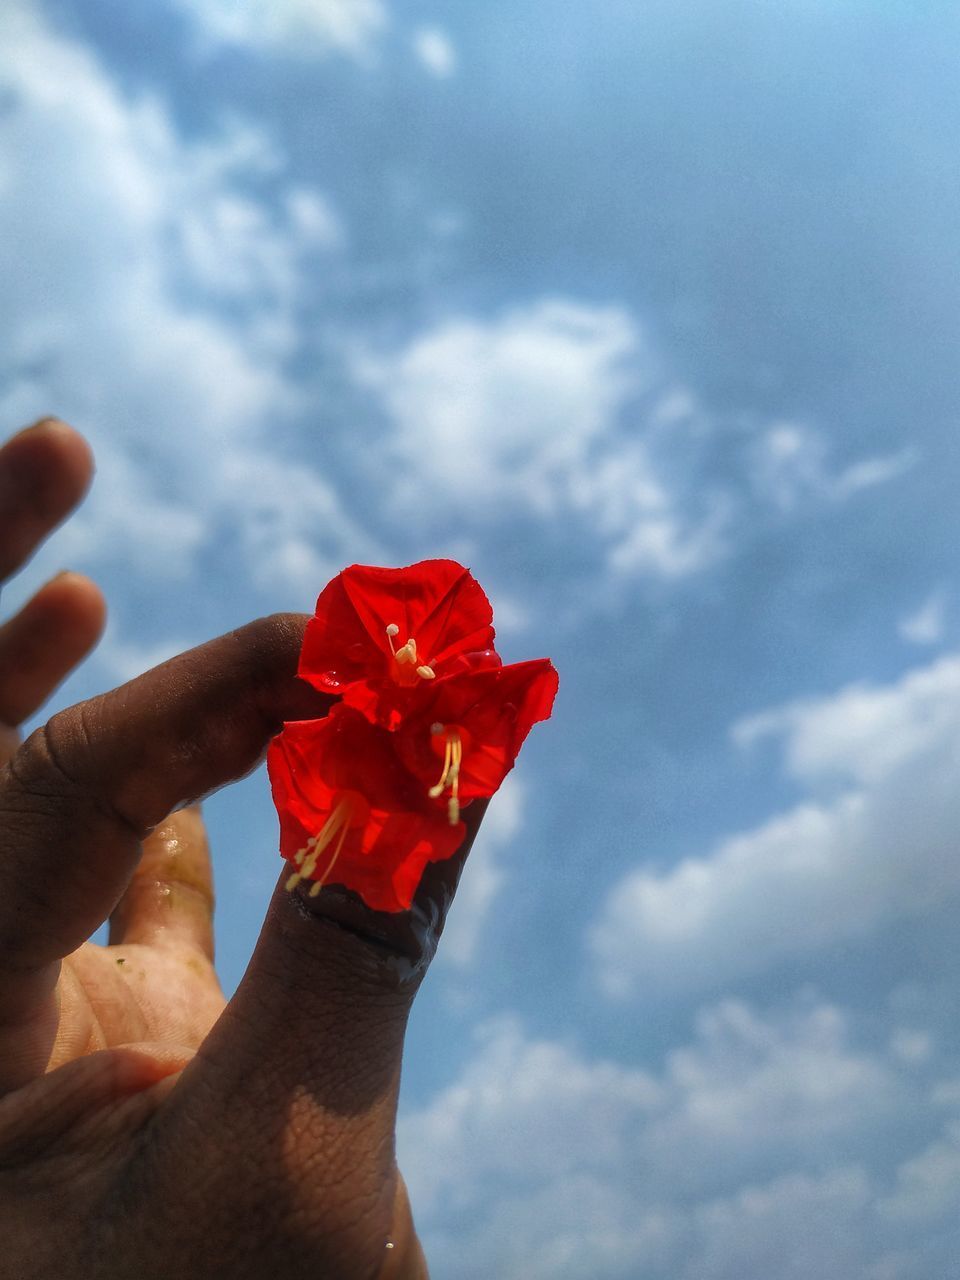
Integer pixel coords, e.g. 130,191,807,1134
385,622,436,683
429,723,463,825
285,791,367,896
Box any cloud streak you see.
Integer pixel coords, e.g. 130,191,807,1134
168,0,388,61
590,652,960,997
400,996,940,1280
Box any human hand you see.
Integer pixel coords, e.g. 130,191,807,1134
0,420,482,1278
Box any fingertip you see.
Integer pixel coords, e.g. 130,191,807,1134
7,417,95,507
0,572,106,726
108,807,216,958
0,419,96,580
33,570,107,647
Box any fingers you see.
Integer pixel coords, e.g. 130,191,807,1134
0,419,94,582
108,807,215,958
0,571,106,729
145,806,486,1275
0,419,104,756
0,613,330,1022
0,1043,191,1167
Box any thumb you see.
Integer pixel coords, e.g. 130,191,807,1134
140,805,486,1279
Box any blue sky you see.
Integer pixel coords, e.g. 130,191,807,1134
3,0,960,1274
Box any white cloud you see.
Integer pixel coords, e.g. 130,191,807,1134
51,444,207,581
683,1167,873,1280
899,589,947,646
751,422,916,511
413,26,458,78
170,0,388,61
358,298,638,510
354,299,726,579
220,450,381,599
0,1,360,603
888,1029,934,1066
400,1016,660,1226
591,651,960,997
284,188,346,250
400,997,922,1280
733,654,960,786
879,1120,960,1224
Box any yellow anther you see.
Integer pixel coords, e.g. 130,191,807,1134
428,730,463,825
386,624,436,681
429,735,452,797
285,796,355,895
395,639,417,665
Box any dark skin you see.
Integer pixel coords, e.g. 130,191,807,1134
0,419,484,1278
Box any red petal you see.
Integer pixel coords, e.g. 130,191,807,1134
267,706,466,912
396,659,559,803
298,560,496,711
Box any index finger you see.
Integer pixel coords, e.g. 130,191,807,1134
0,614,330,1022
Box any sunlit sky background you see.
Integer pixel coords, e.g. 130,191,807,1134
3,0,960,1275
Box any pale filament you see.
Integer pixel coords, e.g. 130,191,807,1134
429,729,462,825
285,795,355,895
385,622,435,680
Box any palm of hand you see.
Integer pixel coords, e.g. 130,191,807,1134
61,936,222,1062
39,810,225,1076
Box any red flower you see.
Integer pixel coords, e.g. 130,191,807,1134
267,705,465,913
394,659,559,823
298,559,499,729
270,559,558,912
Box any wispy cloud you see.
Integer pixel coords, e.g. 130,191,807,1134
899,589,947,646
354,298,727,580
590,652,960,997
0,0,362,609
400,996,938,1279
750,422,917,512
168,0,388,61
413,26,458,78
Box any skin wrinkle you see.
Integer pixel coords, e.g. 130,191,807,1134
0,752,139,984
0,1052,145,1171
106,914,414,1274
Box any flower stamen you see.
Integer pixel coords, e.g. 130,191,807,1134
428,729,462,825
285,795,355,893
395,637,417,664
386,622,434,680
